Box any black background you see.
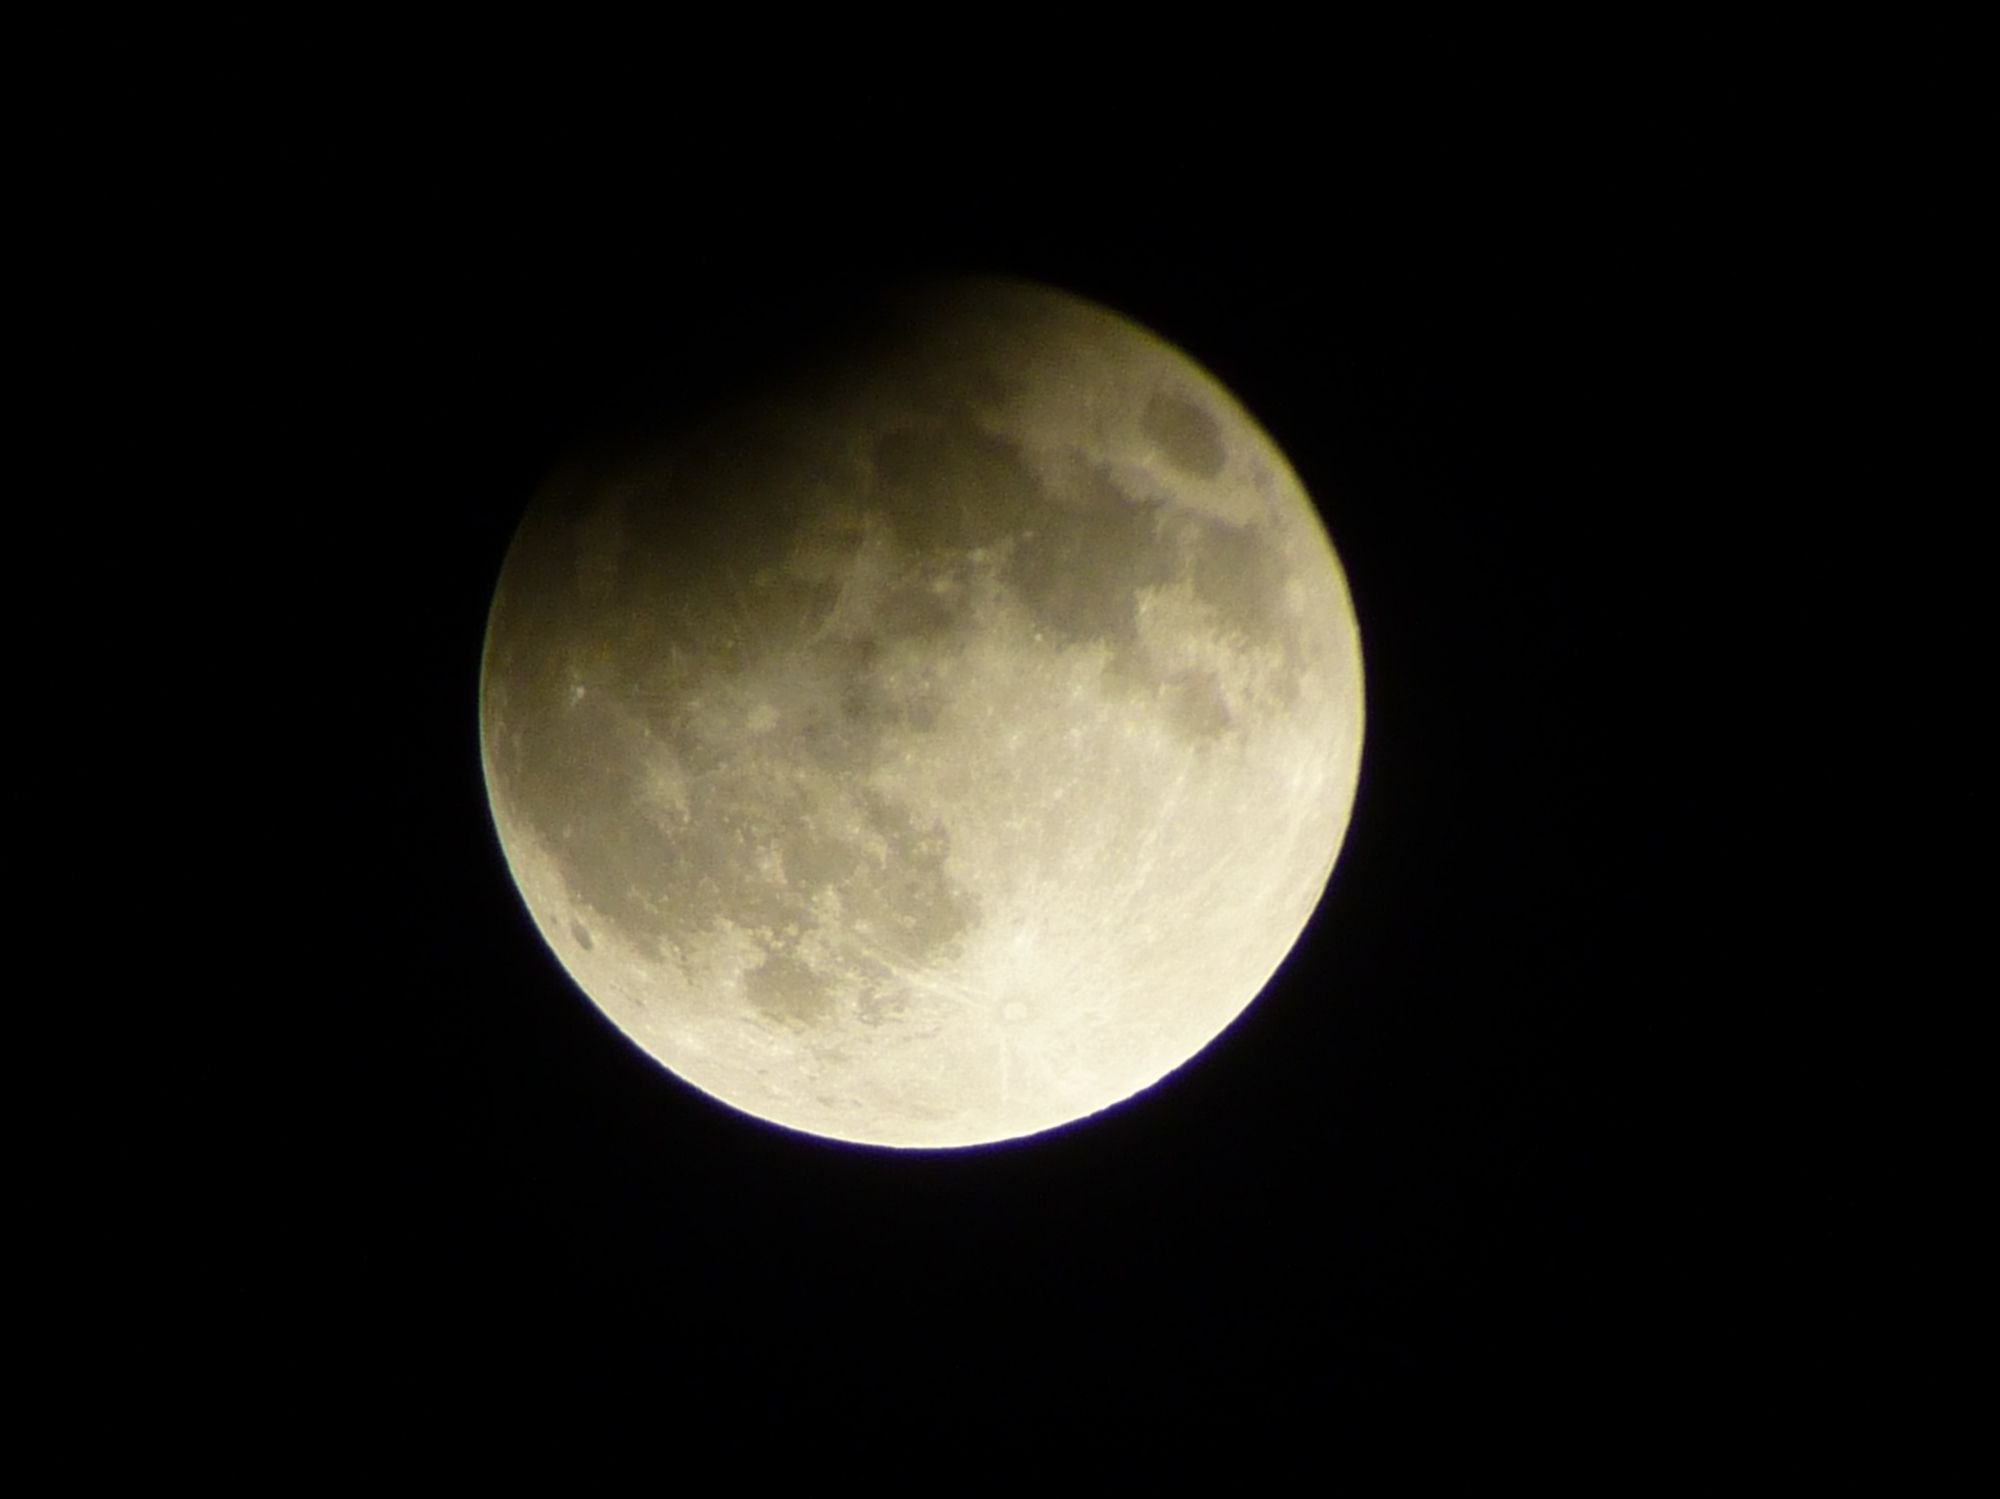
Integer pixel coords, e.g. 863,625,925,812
157,63,1872,1475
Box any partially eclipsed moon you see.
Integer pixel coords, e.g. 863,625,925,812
480,277,1364,1148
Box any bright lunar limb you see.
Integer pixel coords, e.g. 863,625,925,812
480,276,1365,1148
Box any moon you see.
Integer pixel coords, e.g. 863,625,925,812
480,276,1364,1148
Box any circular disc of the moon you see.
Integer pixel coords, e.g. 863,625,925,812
480,276,1364,1148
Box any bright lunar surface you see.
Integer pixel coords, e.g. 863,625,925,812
480,277,1364,1148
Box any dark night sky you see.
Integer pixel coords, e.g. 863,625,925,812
158,71,1875,1474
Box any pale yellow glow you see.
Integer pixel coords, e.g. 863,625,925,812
480,277,1364,1148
